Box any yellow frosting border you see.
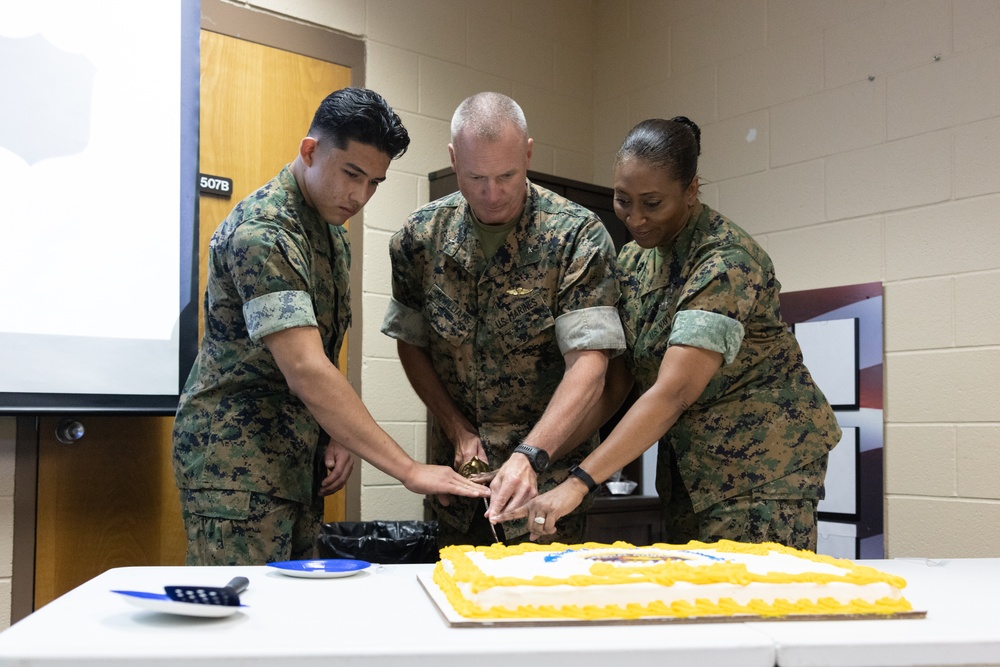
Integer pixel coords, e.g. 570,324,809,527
433,540,913,620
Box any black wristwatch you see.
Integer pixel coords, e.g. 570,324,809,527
513,443,550,473
568,464,599,493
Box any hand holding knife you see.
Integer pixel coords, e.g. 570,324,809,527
459,458,502,544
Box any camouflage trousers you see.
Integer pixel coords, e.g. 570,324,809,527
659,447,823,552
435,504,586,548
181,489,323,566
664,493,819,552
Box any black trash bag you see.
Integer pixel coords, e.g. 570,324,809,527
318,520,439,564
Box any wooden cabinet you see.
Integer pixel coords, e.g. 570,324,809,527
584,495,663,545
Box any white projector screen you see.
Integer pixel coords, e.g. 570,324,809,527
0,0,200,414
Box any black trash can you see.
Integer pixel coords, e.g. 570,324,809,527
318,520,439,564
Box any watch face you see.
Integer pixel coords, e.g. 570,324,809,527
516,444,549,472
535,449,550,471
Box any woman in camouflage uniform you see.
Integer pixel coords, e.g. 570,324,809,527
497,117,841,551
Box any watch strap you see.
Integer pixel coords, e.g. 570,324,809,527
513,443,549,473
569,464,598,493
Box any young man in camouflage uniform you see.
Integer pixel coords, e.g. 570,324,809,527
173,88,488,566
381,92,625,547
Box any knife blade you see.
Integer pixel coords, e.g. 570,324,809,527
484,498,501,544
460,458,502,544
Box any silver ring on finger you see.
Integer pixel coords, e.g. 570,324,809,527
533,516,546,525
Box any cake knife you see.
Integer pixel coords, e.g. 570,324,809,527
460,458,502,544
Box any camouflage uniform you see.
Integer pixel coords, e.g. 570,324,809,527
382,181,624,543
172,166,351,564
617,203,840,551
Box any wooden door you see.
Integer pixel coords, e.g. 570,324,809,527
34,416,182,607
33,31,353,609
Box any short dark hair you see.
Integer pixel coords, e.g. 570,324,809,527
615,116,701,187
309,87,410,159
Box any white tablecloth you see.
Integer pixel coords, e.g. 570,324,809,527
0,558,997,666
748,557,1000,667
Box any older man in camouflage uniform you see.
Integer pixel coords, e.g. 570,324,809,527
381,92,625,546
173,88,487,566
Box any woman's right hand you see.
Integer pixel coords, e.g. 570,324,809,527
492,479,589,540
403,463,491,507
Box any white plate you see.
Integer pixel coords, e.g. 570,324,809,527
112,590,245,618
266,558,371,579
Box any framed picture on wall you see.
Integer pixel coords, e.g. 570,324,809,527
792,317,860,410
818,426,860,522
781,282,883,559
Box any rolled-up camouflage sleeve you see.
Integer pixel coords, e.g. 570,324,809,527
555,306,626,355
670,244,761,364
554,216,624,354
668,309,744,364
381,296,428,347
245,290,317,342
229,220,317,343
380,225,429,346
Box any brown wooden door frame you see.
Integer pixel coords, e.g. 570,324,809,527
11,1,366,624
12,416,39,623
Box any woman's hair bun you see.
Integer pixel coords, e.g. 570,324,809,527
669,116,701,155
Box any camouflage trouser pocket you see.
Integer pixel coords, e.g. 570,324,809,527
182,488,252,520
181,490,320,566
661,449,827,550
698,494,818,552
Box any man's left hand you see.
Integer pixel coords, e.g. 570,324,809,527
318,440,354,496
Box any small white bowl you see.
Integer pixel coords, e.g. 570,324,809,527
605,480,638,495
